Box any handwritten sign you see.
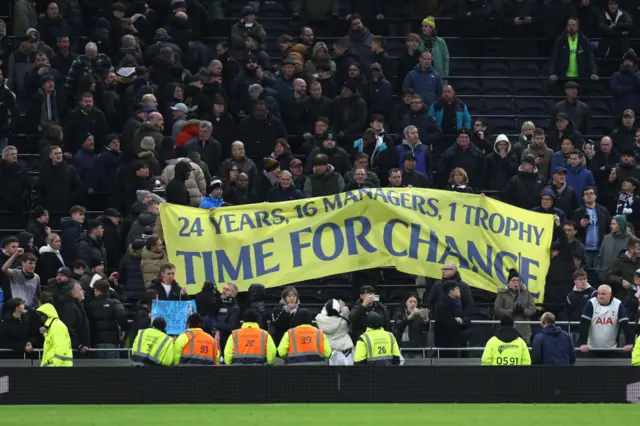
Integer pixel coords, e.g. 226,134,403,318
151,300,197,335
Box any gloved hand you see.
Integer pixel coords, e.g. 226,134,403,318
512,304,525,315
417,309,430,321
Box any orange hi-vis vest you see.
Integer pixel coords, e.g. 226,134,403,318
232,328,269,364
180,329,218,365
286,326,325,364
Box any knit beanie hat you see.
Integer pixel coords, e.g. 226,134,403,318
507,268,519,282
140,136,156,151
422,16,436,29
613,215,627,230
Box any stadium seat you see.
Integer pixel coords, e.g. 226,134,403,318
511,80,545,96
479,61,509,77
481,79,511,96
515,98,549,116
452,79,483,96
483,98,517,116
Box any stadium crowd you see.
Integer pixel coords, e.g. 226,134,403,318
0,0,640,364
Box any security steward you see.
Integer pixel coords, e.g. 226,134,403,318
633,335,640,366
354,312,401,365
37,303,73,367
277,309,332,364
131,317,175,366
224,309,277,365
174,313,220,365
481,316,531,366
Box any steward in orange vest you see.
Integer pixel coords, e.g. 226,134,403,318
277,309,332,364
173,314,220,365
224,309,277,365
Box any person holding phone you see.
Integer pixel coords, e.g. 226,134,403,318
349,284,390,342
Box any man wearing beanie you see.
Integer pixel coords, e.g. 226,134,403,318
598,215,630,283
25,73,64,133
418,16,449,82
611,49,640,116
304,153,345,197
25,206,50,249
256,158,281,200
230,5,266,58
494,269,536,343
330,80,367,137
506,154,543,210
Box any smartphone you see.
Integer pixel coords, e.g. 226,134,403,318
373,295,380,302
583,214,590,222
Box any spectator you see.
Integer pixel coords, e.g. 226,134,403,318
565,149,596,205
148,263,185,301
36,233,64,284
271,140,295,173
494,269,537,343
512,121,535,160
579,284,634,356
349,285,390,342
598,215,630,281
315,299,354,364
531,312,575,365
424,262,474,315
598,0,634,60
399,94,442,150
140,235,168,285
481,316,531,366
86,279,127,358
118,240,146,302
0,298,35,358
330,80,367,138
76,219,106,268
213,283,241,350
164,160,193,206
132,112,164,154
393,293,429,356
245,284,269,330
566,269,597,323
447,168,474,193
299,82,331,137
51,35,76,76
36,303,73,366
607,236,640,300
304,153,346,197
610,50,640,116
25,73,65,133
549,113,581,154
72,133,99,198
574,187,611,268
483,134,518,192
340,15,374,70
237,101,287,159
403,51,442,108
8,29,55,100
400,153,430,188
224,172,257,205
38,3,67,49
2,247,40,308
418,16,450,82
548,17,598,84
506,155,543,209
546,167,578,219
59,205,85,265
437,130,484,188
170,103,188,139
428,85,472,149
344,151,381,188
65,41,112,92
434,280,470,358
397,33,421,92
610,110,637,152
199,179,225,209
218,141,259,184
270,286,299,346
127,203,158,244
266,171,306,203
230,6,266,58
533,188,566,223
387,168,403,188
185,120,222,174
397,125,431,176
550,81,591,135
611,149,640,192
615,177,640,231
95,136,123,203
57,282,90,356
522,128,554,182
367,63,393,118
0,146,31,213
64,93,108,155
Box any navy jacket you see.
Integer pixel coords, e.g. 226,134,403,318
610,67,640,115
531,325,576,366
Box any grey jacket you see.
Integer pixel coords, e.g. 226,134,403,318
598,229,630,281
493,285,536,343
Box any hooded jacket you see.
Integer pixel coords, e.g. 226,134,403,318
598,228,629,280
132,121,164,153
397,139,431,177
37,304,73,367
303,164,346,197
532,187,566,224
506,165,543,210
315,305,354,352
76,232,107,269
566,283,597,321
565,165,595,206
418,35,450,81
36,244,64,284
483,137,518,191
127,211,157,245
403,64,443,107
161,158,206,206
531,325,575,365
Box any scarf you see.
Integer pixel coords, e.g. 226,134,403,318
279,298,300,313
445,295,463,318
616,192,634,215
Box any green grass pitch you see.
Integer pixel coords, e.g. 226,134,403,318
2,404,636,425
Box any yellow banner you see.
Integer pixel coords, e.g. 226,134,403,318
159,188,553,300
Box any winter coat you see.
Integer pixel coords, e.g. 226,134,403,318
428,98,472,134
140,248,168,284
433,295,469,349
340,29,374,70
266,185,307,203
64,108,108,154
230,21,267,57
148,279,182,301
303,166,346,197
305,146,352,176
599,229,630,279
573,203,611,250
236,115,288,159
36,245,64,285
59,217,83,265
315,306,354,351
483,140,518,191
506,167,543,210
610,66,640,115
494,285,537,343
72,149,98,190
418,36,450,81
184,137,222,175
549,31,597,78
127,211,157,245
0,160,31,212
547,184,579,220
349,300,390,342
607,251,640,300
13,0,37,36
566,283,597,322
531,325,575,365
399,106,443,149
37,304,73,367
393,307,429,348
522,144,554,182
551,99,591,135
76,232,107,269
401,169,430,188
437,143,484,188
329,94,368,137
132,122,164,153
57,296,90,350
367,78,394,117
353,135,396,184
403,65,443,107
161,158,206,206
423,272,475,315
544,229,575,306
86,293,127,346
565,165,595,206
118,244,145,301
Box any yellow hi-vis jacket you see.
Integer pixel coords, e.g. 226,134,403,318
633,338,640,366
354,327,401,365
131,327,175,366
481,328,531,366
37,304,73,367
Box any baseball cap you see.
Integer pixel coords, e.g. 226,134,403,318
623,109,635,119
553,167,567,174
170,103,188,114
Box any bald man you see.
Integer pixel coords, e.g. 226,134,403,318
531,312,575,365
578,285,634,357
293,78,307,100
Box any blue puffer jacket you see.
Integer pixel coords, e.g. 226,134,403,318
610,67,640,115
428,98,472,133
402,65,443,106
565,165,595,206
531,325,575,365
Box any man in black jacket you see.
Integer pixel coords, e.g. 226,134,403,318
86,279,127,359
548,18,598,84
165,161,192,206
349,285,390,342
423,263,474,316
572,186,611,268
64,92,109,155
76,220,107,268
57,282,90,357
300,81,331,135
25,206,50,249
237,101,287,159
215,283,241,350
434,280,470,358
330,79,367,138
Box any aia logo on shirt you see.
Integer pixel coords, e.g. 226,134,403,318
594,317,614,325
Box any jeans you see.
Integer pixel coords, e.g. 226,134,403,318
585,251,600,271
93,343,119,359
